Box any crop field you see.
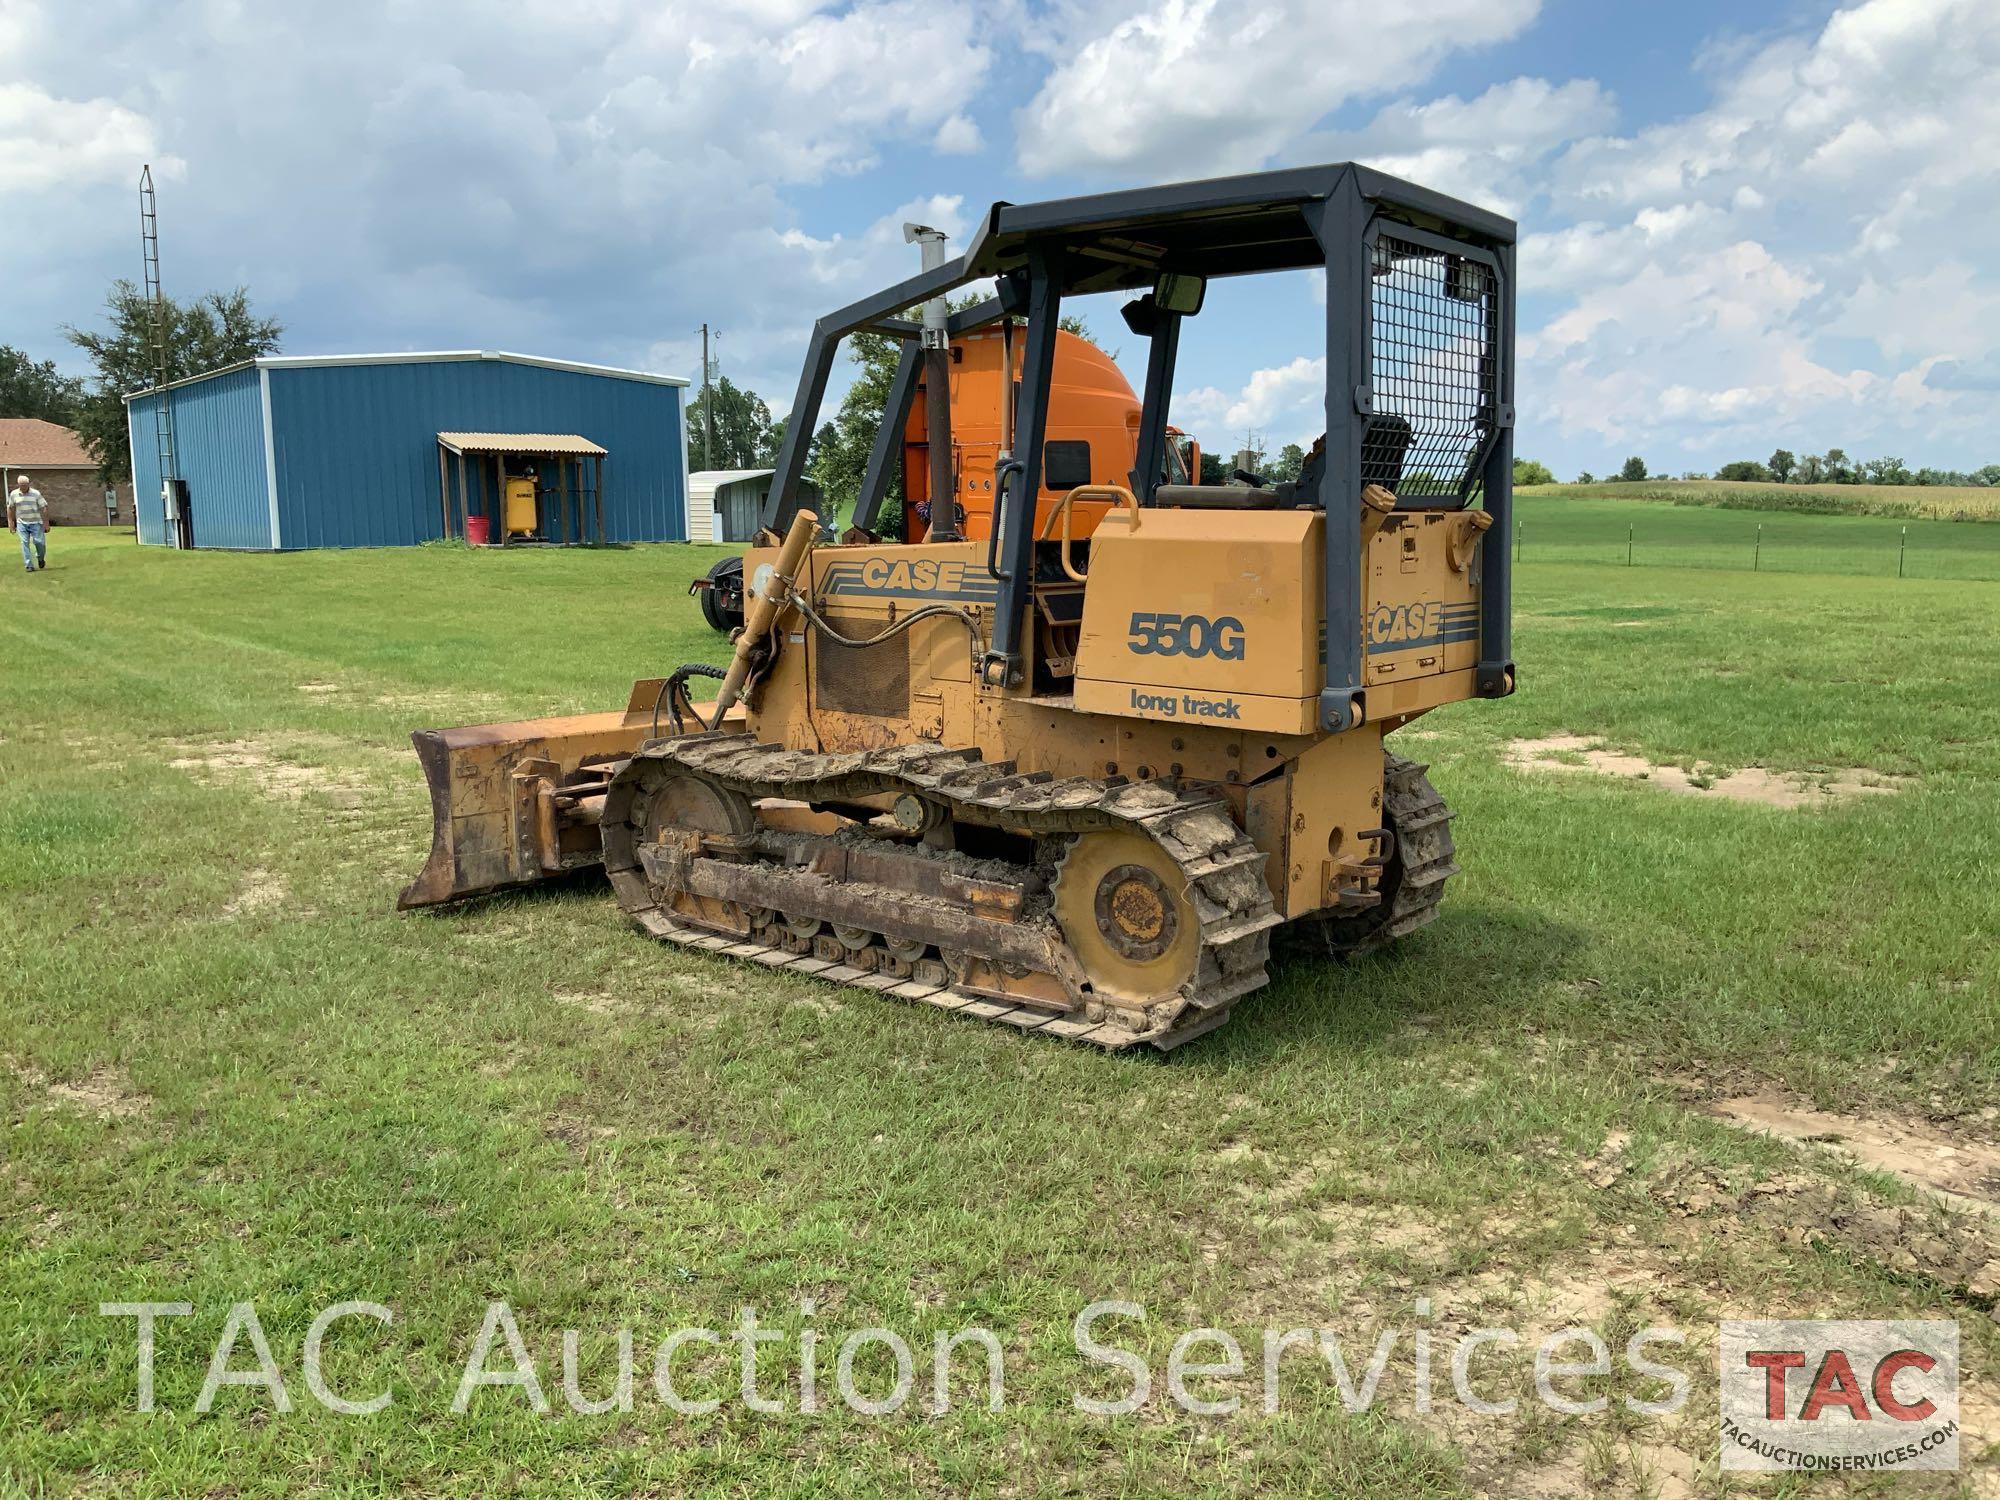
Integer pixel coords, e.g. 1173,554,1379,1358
1519,478,2000,525
3,525,1997,1497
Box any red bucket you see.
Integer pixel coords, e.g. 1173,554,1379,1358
464,515,491,546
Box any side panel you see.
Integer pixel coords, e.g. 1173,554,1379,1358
127,368,272,549
1072,508,1319,735
268,361,687,548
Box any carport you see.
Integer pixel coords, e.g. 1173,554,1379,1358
435,432,608,545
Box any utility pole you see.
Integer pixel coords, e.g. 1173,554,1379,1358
699,323,715,470
904,223,958,539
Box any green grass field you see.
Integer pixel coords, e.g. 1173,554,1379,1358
3,527,1996,1497
1514,493,2000,580
1521,477,2000,525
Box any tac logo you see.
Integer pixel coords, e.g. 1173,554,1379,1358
860,557,968,593
1369,600,1444,649
1719,1320,1958,1472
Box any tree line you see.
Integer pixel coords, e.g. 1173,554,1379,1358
1516,453,2000,489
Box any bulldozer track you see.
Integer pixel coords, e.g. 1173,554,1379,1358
601,734,1285,1050
1305,752,1459,959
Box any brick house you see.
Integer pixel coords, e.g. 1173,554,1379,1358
0,418,134,526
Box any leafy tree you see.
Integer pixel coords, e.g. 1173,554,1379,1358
1198,450,1229,485
1823,447,1851,483
1512,457,1555,486
1617,455,1648,482
0,346,85,424
1575,470,1595,484
1797,453,1826,484
1715,460,1772,482
805,327,903,519
1267,443,1307,484
65,281,282,482
685,375,775,471
1975,464,2000,487
1863,456,1911,485
1768,448,1795,482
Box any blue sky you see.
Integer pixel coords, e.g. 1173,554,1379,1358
3,0,1996,479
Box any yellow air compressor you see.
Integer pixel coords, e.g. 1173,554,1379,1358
504,476,538,539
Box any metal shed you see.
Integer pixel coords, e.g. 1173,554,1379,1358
686,469,824,543
124,351,689,549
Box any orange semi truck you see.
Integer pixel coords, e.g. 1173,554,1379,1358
695,327,1197,630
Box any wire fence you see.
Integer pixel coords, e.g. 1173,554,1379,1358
1509,508,2000,583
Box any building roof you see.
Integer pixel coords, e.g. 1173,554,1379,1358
0,417,95,469
687,469,822,503
437,432,608,457
124,349,690,402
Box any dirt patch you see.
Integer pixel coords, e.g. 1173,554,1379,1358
222,867,289,917
1505,733,1907,809
1713,1088,2000,1219
168,737,371,806
9,1057,150,1120
295,681,341,695
551,988,622,1016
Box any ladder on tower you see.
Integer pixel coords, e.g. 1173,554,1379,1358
139,165,183,547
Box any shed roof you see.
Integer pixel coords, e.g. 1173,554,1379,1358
437,431,608,457
0,417,95,469
125,349,689,402
688,469,822,503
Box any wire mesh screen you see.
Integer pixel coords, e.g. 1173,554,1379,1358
1367,232,1498,503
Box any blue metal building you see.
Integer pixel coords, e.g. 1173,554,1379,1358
125,351,689,549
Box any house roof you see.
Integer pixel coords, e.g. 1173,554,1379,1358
437,432,607,457
0,418,94,469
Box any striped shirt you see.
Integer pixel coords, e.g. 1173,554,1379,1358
10,488,45,528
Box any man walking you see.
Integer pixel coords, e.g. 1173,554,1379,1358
10,474,48,573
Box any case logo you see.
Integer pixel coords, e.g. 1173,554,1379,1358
1367,601,1479,654
819,557,999,604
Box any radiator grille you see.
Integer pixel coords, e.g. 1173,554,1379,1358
813,615,910,717
1369,232,1498,502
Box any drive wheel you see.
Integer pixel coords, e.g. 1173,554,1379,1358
1053,830,1199,1007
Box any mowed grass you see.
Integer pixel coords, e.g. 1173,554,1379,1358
1,529,1997,1497
1514,492,2000,581
1521,477,2000,525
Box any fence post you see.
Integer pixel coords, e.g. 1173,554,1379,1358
1899,526,1907,579
1754,524,1762,573
1515,521,1521,564
1627,523,1633,567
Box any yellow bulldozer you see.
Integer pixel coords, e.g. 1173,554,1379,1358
399,162,1517,1051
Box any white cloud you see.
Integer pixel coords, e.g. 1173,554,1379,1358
1521,0,2000,468
1176,356,1327,447
1314,77,1615,216
934,112,984,155
0,82,174,192
0,0,996,402
1015,0,1540,179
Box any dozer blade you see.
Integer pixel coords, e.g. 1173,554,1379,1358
398,679,742,909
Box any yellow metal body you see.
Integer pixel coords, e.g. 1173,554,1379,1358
729,489,1491,922
402,489,1490,926
504,476,537,537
